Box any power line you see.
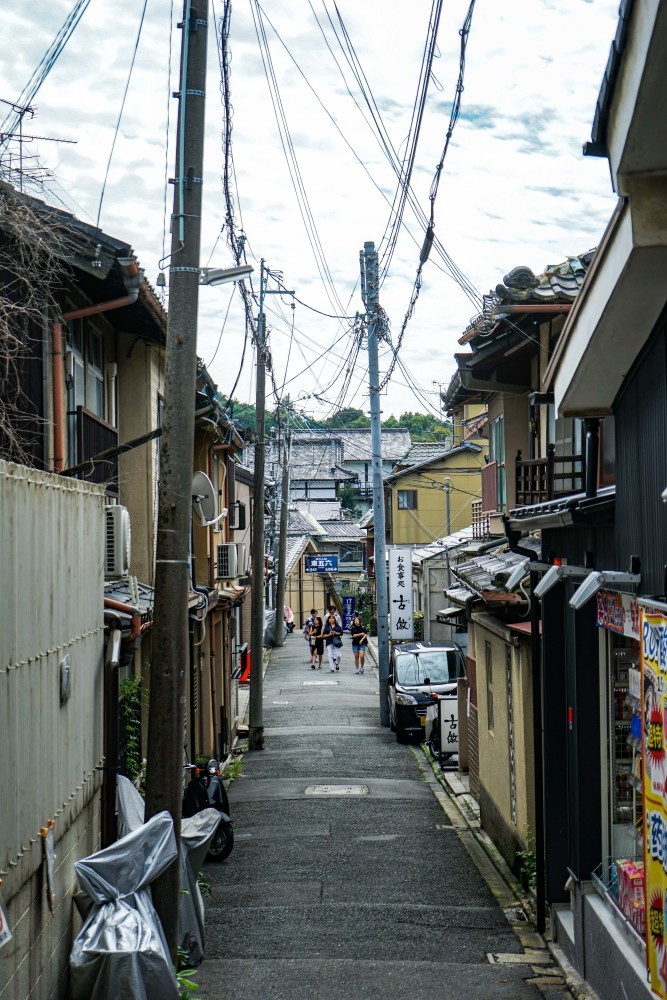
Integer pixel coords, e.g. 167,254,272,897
96,0,149,226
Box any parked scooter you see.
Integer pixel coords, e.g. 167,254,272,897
183,759,234,861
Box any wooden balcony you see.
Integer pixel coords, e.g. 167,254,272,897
73,405,119,495
515,444,584,507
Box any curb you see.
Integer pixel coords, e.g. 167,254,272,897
418,746,601,1000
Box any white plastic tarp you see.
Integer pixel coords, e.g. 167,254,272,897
70,810,179,999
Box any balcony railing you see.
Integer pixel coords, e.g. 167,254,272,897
73,405,119,495
353,482,373,498
515,444,584,507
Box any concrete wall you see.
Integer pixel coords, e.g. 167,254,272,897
0,461,105,1000
472,614,535,873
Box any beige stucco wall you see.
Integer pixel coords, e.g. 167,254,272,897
486,393,528,512
472,615,535,866
389,452,484,544
117,337,164,585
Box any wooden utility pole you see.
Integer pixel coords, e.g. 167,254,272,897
144,0,209,956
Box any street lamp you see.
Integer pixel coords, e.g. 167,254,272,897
200,264,253,286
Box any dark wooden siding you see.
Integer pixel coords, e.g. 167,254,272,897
614,308,667,595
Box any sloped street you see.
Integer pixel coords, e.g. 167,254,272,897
197,635,569,1000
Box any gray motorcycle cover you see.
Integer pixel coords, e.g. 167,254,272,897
70,810,179,999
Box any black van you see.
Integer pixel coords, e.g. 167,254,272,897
387,640,466,743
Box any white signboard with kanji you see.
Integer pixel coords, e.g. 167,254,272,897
388,547,414,640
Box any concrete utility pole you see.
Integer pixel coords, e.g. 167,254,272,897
145,0,209,957
273,405,291,646
360,241,390,726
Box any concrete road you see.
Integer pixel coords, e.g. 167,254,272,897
197,634,566,999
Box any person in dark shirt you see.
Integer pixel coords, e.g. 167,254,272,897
350,616,368,674
308,615,324,669
322,614,344,672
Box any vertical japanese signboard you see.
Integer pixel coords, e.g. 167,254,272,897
388,548,414,640
342,596,355,631
642,608,667,998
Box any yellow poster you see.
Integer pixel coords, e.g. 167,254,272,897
642,609,667,997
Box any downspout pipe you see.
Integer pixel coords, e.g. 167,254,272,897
102,620,122,848
51,258,143,473
104,597,142,642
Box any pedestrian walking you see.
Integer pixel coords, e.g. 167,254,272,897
350,615,368,674
303,608,318,664
309,615,324,669
322,614,344,671
327,605,342,627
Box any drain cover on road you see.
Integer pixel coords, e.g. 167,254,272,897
305,784,369,796
303,680,338,686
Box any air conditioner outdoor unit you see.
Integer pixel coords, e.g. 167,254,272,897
105,505,131,579
217,543,238,580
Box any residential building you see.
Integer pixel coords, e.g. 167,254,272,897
384,443,484,545
0,184,167,998
504,6,667,998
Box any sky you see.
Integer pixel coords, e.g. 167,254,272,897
0,0,621,424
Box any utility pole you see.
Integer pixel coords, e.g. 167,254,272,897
249,263,293,748
360,241,390,726
273,401,291,646
249,267,267,750
144,0,209,957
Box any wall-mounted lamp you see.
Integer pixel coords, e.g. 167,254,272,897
505,558,530,591
569,567,641,610
200,264,253,286
534,564,590,599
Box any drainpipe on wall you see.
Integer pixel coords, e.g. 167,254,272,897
102,622,122,848
51,258,143,472
584,418,600,499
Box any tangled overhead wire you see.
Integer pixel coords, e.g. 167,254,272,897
377,0,477,394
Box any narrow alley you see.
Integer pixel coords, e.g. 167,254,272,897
197,636,568,1000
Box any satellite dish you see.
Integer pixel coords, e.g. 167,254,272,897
192,471,217,525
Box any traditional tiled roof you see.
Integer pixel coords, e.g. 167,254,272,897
385,442,482,483
287,509,326,536
450,548,531,605
318,520,365,542
457,253,596,347
286,535,310,575
328,428,413,463
397,441,451,467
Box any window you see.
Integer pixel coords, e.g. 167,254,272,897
486,641,494,731
397,489,417,510
599,416,615,485
489,415,505,510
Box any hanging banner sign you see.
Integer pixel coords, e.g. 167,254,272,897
342,596,355,631
596,590,642,639
642,608,667,997
388,547,414,640
0,901,12,950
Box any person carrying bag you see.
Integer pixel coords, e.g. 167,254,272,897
322,614,343,672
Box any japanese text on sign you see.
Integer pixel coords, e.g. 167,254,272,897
388,548,414,641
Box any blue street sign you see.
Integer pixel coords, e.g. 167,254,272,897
343,596,355,630
304,554,339,573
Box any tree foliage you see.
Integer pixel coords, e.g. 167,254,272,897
221,398,451,441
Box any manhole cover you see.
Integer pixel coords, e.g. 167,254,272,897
305,784,369,796
303,680,338,686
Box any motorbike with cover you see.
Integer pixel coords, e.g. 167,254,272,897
183,758,234,861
